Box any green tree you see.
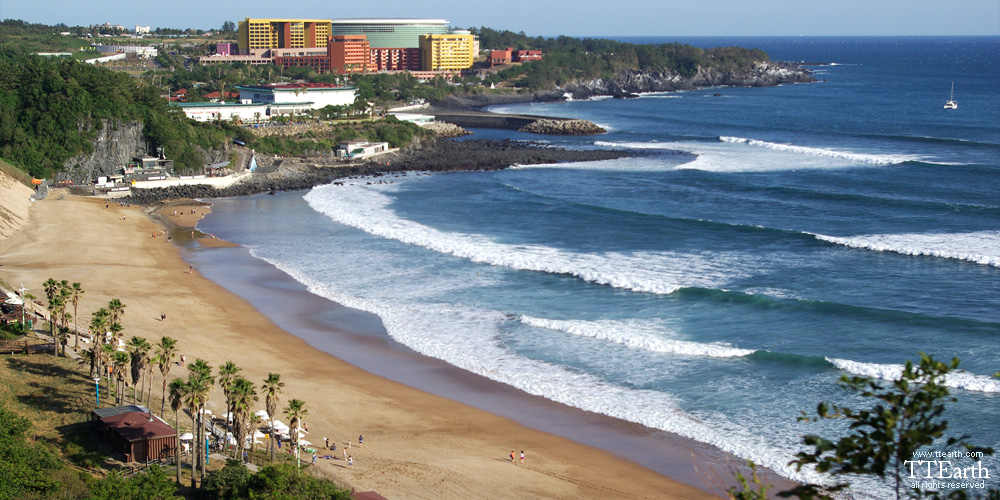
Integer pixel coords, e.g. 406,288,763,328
187,359,215,486
68,282,84,350
168,377,187,486
783,354,997,500
127,336,152,403
156,336,178,417
218,361,241,447
202,460,251,500
261,373,284,463
283,399,308,470
229,377,258,462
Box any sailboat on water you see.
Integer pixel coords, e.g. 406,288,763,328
944,82,958,109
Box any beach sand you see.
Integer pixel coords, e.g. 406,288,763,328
0,190,723,500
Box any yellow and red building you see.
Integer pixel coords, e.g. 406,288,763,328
238,18,332,52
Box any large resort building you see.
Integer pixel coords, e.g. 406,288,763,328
238,18,332,51
209,17,481,75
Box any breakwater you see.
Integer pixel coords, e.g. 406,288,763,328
429,111,605,135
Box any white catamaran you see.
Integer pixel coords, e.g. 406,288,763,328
944,82,958,109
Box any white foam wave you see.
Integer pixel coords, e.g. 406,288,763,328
304,182,744,293
720,136,918,165
246,250,818,487
813,231,1000,267
827,358,1000,393
520,316,755,358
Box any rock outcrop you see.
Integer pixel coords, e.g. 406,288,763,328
563,61,815,99
518,119,606,135
62,120,149,184
433,61,814,108
424,122,473,138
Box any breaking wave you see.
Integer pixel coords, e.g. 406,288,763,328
813,231,1000,267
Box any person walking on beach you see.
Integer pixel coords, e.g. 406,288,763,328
343,448,347,460
312,452,317,465
324,437,329,449
358,434,363,447
510,450,515,464
520,450,525,465
348,456,353,468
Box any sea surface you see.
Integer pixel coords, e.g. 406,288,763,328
196,37,1000,498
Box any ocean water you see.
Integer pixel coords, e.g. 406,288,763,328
197,37,1000,497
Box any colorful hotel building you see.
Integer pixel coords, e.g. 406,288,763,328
419,31,475,71
238,18,332,51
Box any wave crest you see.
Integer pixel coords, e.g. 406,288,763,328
827,358,1000,393
719,136,918,165
520,316,755,358
813,231,1000,267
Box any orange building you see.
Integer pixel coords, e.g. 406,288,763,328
369,47,423,71
328,35,370,74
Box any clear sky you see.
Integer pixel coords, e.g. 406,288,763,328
3,0,999,36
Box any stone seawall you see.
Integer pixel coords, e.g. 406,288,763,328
429,111,605,136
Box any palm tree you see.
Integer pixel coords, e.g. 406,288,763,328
112,350,130,405
168,378,187,486
42,278,59,304
107,298,126,326
283,398,308,471
229,376,257,461
218,361,241,439
46,296,63,356
187,359,214,484
127,336,151,404
69,283,84,350
261,373,284,463
156,337,178,417
247,413,262,456
57,283,71,331
144,353,159,409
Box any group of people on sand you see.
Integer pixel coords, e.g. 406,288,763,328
510,450,525,465
311,434,363,469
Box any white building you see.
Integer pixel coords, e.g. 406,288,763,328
93,44,159,58
336,140,389,159
135,25,151,35
234,83,357,109
176,83,357,123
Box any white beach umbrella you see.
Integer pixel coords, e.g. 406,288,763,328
179,432,194,441
299,439,312,447
221,411,234,423
254,409,269,420
272,420,289,432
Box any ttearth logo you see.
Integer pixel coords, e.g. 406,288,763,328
905,450,993,491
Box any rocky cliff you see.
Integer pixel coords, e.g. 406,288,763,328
60,120,232,183
62,120,149,184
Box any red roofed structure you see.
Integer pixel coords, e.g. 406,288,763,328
91,405,177,463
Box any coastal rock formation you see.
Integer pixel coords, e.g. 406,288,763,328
62,120,149,185
518,119,606,135
433,61,814,107
58,119,233,184
424,122,473,138
122,140,636,206
563,62,815,99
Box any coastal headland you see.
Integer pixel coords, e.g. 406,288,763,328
0,176,728,499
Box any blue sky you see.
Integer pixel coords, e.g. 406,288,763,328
3,0,999,36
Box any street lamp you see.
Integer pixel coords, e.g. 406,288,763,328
93,376,101,406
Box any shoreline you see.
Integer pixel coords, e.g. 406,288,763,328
1,190,730,499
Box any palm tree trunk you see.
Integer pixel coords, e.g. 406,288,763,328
190,414,197,489
161,379,168,418
175,409,182,486
200,408,207,481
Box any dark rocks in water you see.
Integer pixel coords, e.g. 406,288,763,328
713,93,723,97
517,119,606,135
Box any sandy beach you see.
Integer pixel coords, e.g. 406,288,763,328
0,189,722,500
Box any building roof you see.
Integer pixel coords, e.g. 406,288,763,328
235,84,357,93
330,18,449,25
100,411,176,442
174,101,314,108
